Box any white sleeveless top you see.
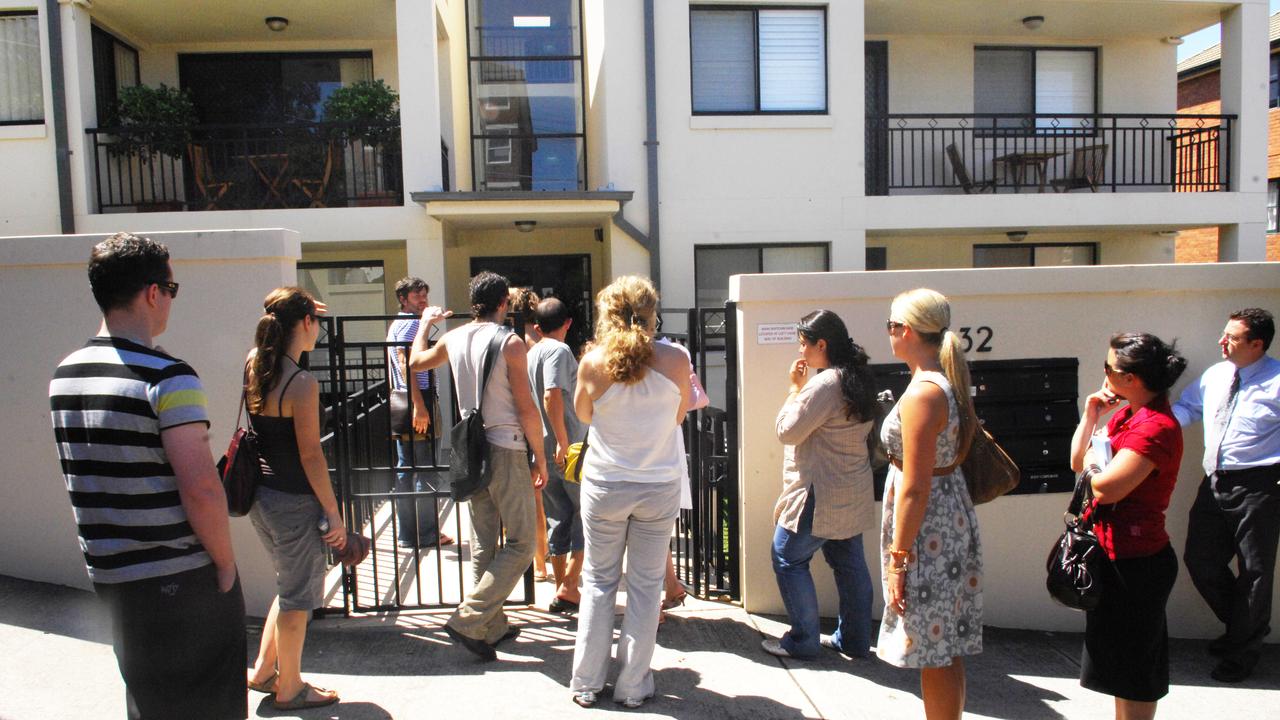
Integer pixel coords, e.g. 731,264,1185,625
446,322,525,451
582,367,683,484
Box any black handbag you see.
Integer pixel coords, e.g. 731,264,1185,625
449,327,512,502
1045,470,1113,611
216,386,261,517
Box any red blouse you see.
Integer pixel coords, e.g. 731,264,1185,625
1093,399,1183,560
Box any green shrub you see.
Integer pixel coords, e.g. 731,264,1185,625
322,79,400,148
109,84,198,159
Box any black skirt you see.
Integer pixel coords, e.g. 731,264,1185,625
1080,543,1178,702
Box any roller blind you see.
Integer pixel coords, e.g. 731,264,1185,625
690,10,755,112
0,14,44,123
758,9,825,112
1035,50,1094,115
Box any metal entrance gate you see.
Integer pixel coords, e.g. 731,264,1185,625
313,315,535,615
666,305,741,601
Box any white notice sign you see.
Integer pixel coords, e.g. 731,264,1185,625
757,323,797,345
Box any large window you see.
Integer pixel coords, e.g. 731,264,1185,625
695,244,829,308
1271,54,1279,109
974,47,1096,130
973,243,1096,268
467,0,585,191
0,11,43,125
179,52,373,124
92,25,139,124
690,6,826,114
1268,180,1278,233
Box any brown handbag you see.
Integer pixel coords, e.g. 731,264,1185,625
888,418,1020,504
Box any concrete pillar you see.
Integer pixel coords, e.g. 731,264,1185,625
1219,1,1269,261
59,1,96,219
395,0,444,198
830,228,868,272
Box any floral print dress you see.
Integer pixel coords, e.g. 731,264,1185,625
877,371,984,668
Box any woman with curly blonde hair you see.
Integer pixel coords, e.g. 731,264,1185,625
568,276,691,709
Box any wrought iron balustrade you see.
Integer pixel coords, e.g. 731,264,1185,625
86,121,403,213
865,113,1234,195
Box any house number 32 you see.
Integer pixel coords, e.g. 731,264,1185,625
958,326,994,353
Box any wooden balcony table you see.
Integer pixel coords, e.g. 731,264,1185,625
236,152,291,208
994,150,1065,193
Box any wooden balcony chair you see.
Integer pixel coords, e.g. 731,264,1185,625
946,143,996,194
291,141,335,208
187,144,234,210
1051,144,1108,193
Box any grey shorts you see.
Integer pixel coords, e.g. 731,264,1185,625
249,485,327,612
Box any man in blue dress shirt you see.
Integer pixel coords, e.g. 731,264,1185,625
1173,308,1280,683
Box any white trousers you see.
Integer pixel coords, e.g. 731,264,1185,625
569,476,680,700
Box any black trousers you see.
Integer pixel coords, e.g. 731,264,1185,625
1184,465,1280,666
94,564,247,720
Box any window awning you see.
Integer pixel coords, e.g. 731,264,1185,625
410,190,634,229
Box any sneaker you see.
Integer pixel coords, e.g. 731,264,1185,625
820,635,868,658
489,626,520,648
571,691,597,708
616,695,651,709
760,638,794,658
444,624,497,662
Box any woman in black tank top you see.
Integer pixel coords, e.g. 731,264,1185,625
244,287,345,711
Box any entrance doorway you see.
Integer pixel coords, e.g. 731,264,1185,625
469,254,594,352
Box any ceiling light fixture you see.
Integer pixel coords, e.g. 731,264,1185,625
265,16,289,32
1006,230,1028,242
1162,36,1185,46
1022,15,1045,30
514,220,537,233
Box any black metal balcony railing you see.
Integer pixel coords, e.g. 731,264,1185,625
86,121,404,213
865,113,1234,195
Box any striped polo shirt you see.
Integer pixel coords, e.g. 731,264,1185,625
49,336,212,584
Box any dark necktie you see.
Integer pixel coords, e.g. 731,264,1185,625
1209,369,1242,474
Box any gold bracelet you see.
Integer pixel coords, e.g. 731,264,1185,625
889,549,910,561
887,566,907,574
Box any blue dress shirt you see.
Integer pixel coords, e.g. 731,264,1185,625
1172,355,1280,475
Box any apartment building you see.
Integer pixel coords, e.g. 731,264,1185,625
0,0,1271,325
1175,9,1280,262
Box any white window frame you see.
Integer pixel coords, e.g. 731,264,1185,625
689,5,827,115
0,11,45,126
974,46,1098,133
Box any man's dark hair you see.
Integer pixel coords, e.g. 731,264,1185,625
1230,308,1274,352
87,232,171,312
535,297,571,334
469,271,509,318
394,276,429,303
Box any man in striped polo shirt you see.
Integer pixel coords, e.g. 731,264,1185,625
50,232,246,719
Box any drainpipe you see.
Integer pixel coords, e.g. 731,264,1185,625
641,0,661,288
46,0,75,234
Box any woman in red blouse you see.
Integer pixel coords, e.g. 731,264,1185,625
1069,332,1187,720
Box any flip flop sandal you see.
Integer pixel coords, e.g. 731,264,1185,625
247,671,277,695
273,683,339,711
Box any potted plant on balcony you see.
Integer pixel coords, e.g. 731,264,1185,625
322,79,402,206
108,84,199,212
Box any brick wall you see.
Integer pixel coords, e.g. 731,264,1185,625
1177,70,1221,109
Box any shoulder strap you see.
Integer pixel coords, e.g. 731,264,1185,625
475,326,512,411
238,361,251,430
277,368,304,416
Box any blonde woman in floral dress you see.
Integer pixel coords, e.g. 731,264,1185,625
879,288,983,720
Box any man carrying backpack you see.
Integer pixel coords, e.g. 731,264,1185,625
409,271,548,661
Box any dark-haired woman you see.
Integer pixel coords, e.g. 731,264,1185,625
244,287,345,711
1070,333,1186,720
761,310,876,660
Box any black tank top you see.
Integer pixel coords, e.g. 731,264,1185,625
250,370,312,495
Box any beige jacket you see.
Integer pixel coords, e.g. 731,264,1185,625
773,369,875,540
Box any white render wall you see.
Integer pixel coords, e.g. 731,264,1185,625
0,229,301,615
0,1,61,235
729,262,1280,637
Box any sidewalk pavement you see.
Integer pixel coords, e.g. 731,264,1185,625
1,573,1276,719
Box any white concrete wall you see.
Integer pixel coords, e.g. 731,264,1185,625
729,262,1280,638
0,229,301,615
0,1,61,235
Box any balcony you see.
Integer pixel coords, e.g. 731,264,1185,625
85,122,403,213
865,113,1233,196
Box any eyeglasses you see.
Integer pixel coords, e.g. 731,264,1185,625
886,320,907,334
1221,332,1249,345
153,280,179,298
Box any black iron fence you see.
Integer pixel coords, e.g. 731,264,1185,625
866,113,1233,195
86,121,403,213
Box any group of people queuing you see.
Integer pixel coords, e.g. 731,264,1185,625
47,231,1278,720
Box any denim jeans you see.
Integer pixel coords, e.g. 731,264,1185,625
395,438,440,544
771,490,873,658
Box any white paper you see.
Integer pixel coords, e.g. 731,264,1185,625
1090,432,1113,469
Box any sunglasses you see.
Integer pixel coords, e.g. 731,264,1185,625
886,320,907,333
1103,360,1127,376
153,280,180,298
